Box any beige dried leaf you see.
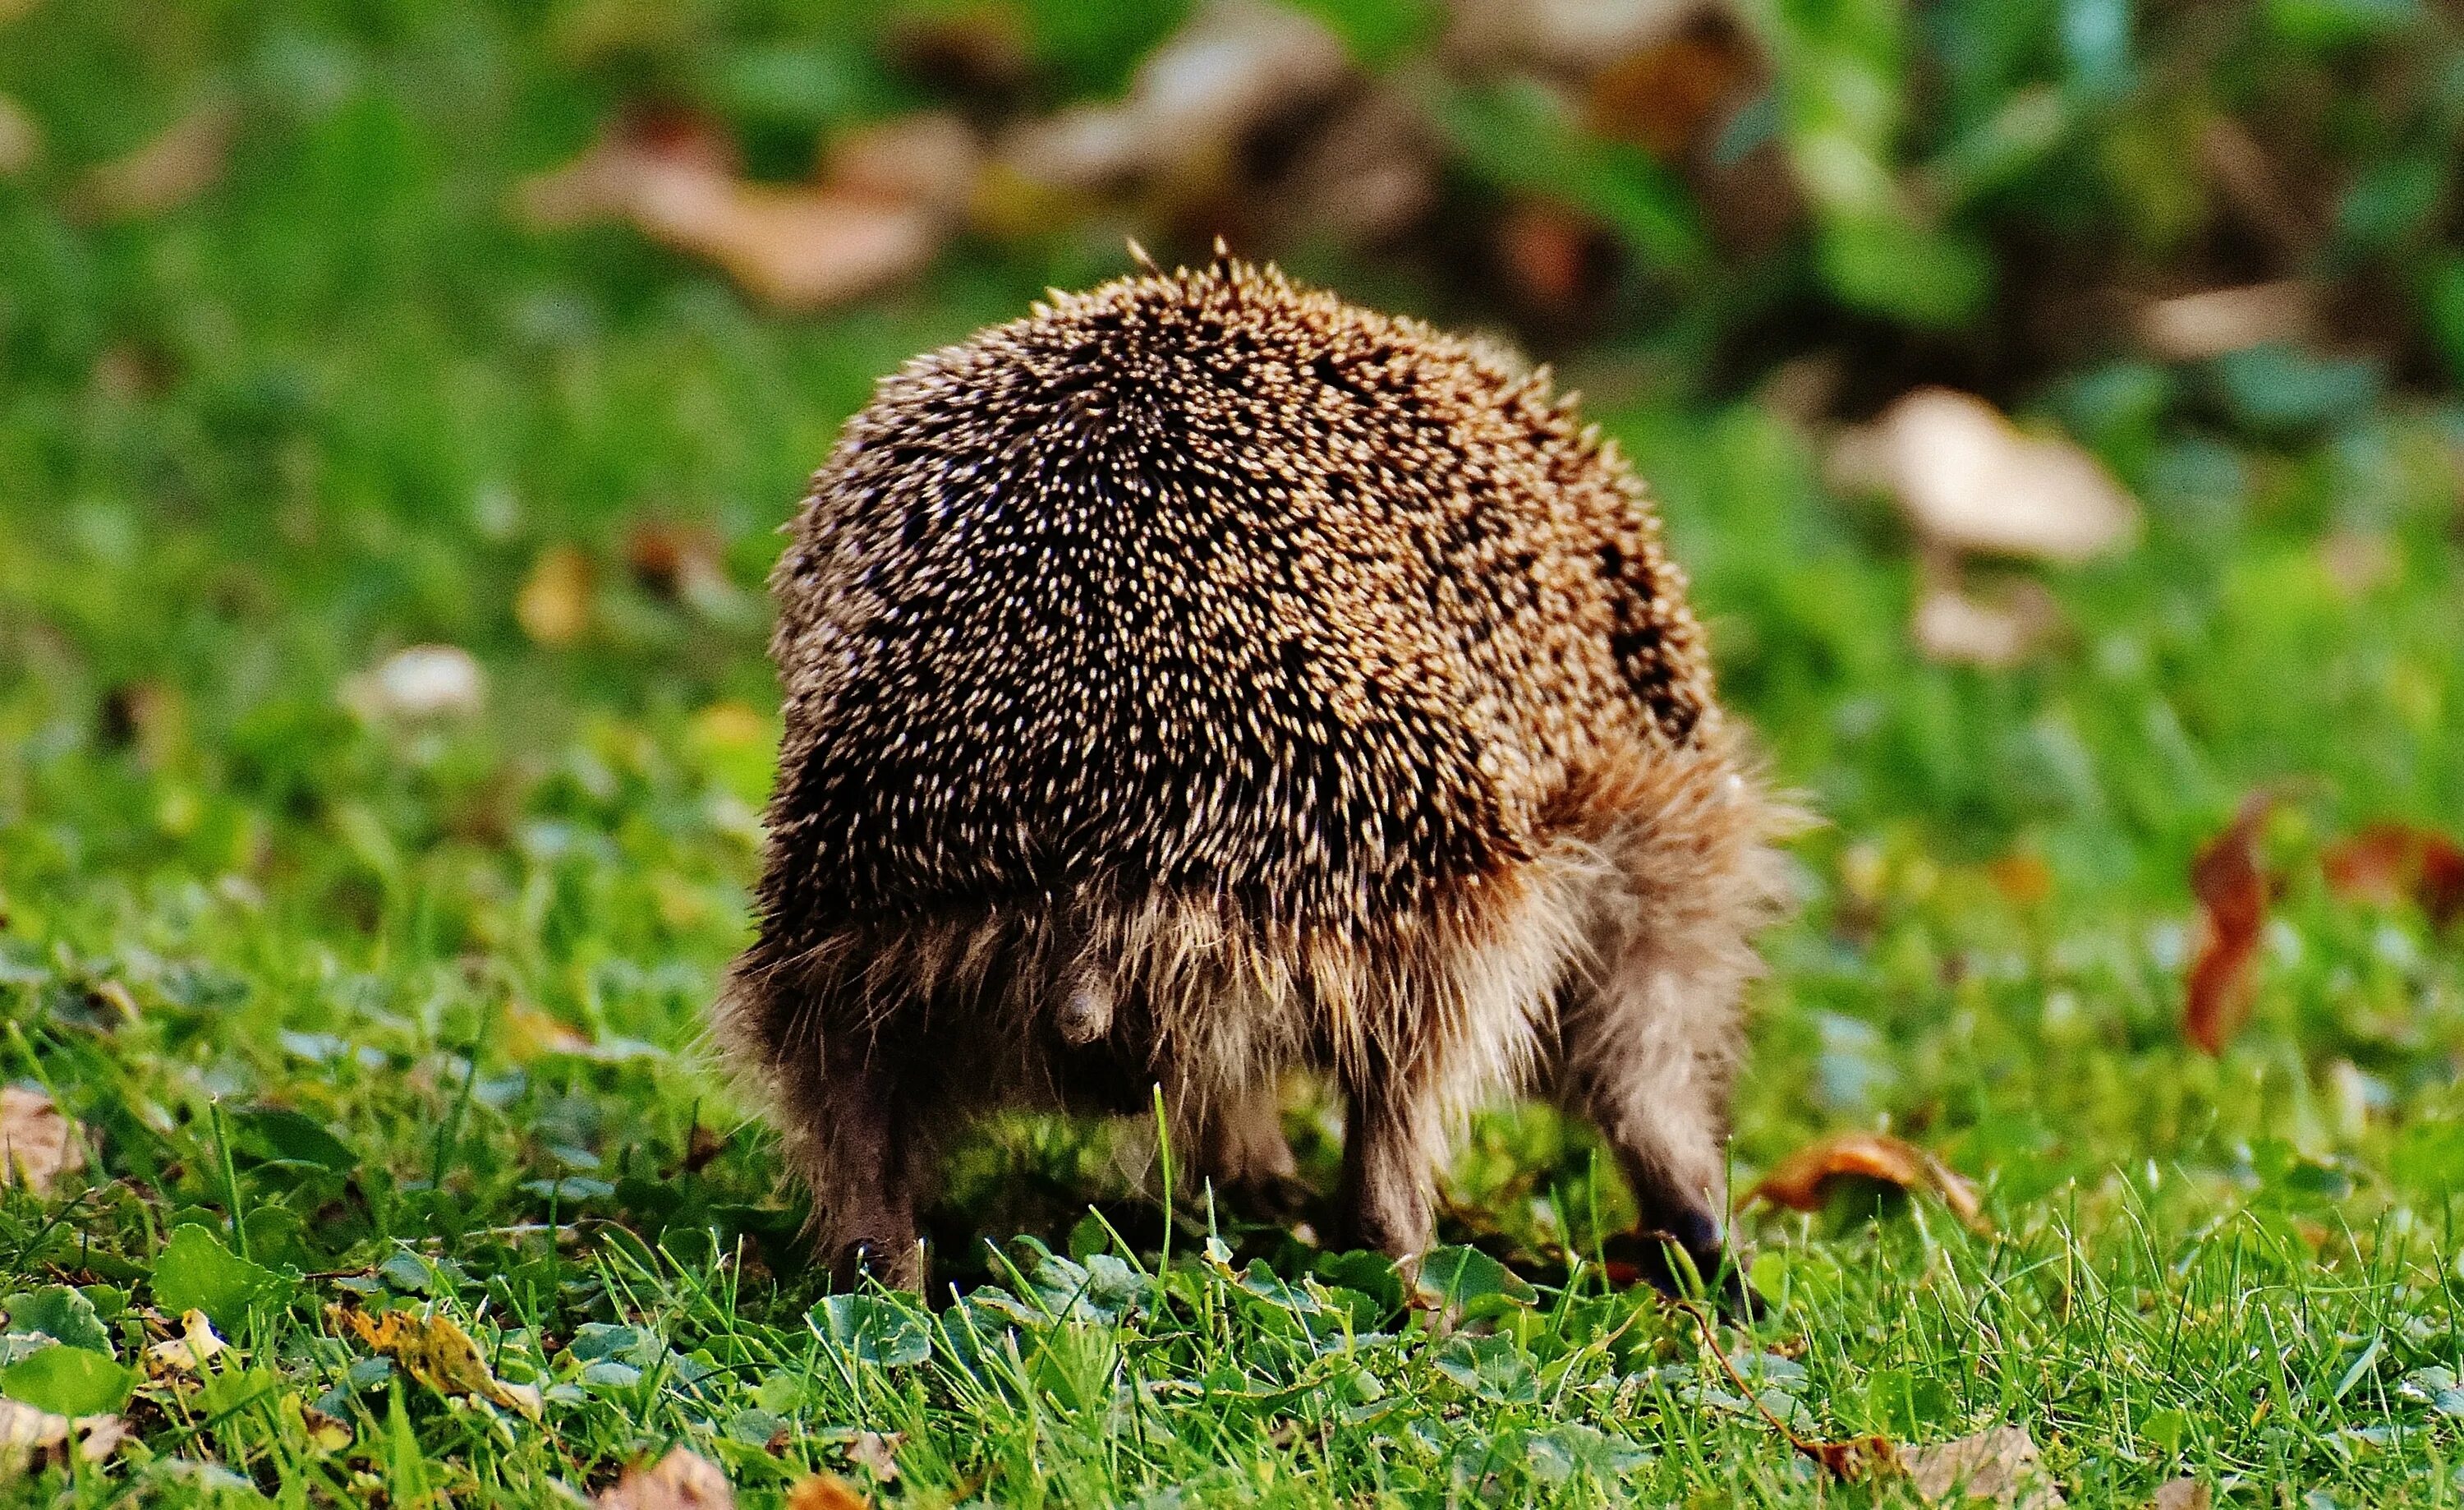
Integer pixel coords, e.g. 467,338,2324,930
1912,575,2061,667
1871,389,2137,564
0,94,37,177
999,0,1348,191
80,100,235,219
829,112,979,219
2138,282,2312,362
784,1473,870,1510
333,1306,543,1420
0,1085,80,1195
1901,1425,2064,1508
0,1397,125,1473
595,1446,737,1510
845,1429,901,1480
515,112,953,313
517,546,593,648
347,645,485,722
2149,1479,2210,1510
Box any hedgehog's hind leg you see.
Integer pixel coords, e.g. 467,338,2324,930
724,946,935,1292
1334,1047,1446,1265
1193,1076,1303,1205
1558,747,1794,1306
788,1024,931,1291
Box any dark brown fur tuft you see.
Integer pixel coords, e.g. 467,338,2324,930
719,252,1798,1292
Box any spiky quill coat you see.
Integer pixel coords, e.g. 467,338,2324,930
719,252,1795,1290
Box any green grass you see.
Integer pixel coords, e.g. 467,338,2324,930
5,4,2464,1506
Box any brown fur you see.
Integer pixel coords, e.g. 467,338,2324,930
717,251,1797,1291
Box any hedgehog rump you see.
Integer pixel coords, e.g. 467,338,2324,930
723,252,1795,1292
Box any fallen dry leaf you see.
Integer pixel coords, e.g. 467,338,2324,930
517,546,593,647
1986,852,2054,906
1912,573,2062,667
845,1430,901,1480
0,1085,81,1196
2184,794,2273,1057
1748,1130,1988,1233
517,109,960,313
2149,1479,2210,1510
1585,21,1760,159
784,1473,870,1510
80,100,235,219
1496,201,1605,315
623,519,736,612
1901,1425,2064,1508
146,1309,228,1374
0,1397,125,1474
2317,530,2397,598
346,644,485,722
829,113,978,220
2137,281,2313,362
2323,822,2464,931
596,1446,735,1510
503,1003,594,1063
1864,389,2138,564
998,0,1348,194
332,1306,543,1419
1451,0,1696,72
0,94,36,177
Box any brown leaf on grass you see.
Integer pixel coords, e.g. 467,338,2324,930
2149,1479,2210,1510
0,1397,126,1472
502,1003,594,1064
1901,1425,2065,1508
596,1447,736,1510
0,95,37,177
784,1473,870,1510
1450,0,1695,71
0,1085,81,1195
331,1306,543,1419
829,113,979,220
2136,281,2314,362
1986,852,2054,905
1866,389,2138,564
2323,822,2464,930
79,100,235,219
2317,530,2397,599
1912,573,2062,667
1585,21,1760,159
1748,1130,1988,1232
517,546,593,647
623,519,741,615
844,1431,901,1480
2184,794,2273,1056
516,110,966,312
345,645,486,722
997,0,1349,194
1495,202,1605,315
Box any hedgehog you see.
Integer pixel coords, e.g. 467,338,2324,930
718,246,1797,1297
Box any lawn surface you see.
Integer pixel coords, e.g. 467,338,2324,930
4,3,2464,1507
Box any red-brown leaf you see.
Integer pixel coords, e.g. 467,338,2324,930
2183,794,2272,1056
2323,822,2464,931
1748,1130,1987,1232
